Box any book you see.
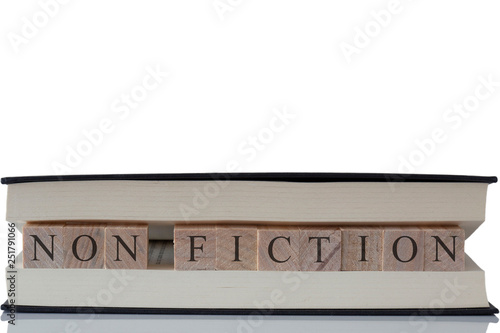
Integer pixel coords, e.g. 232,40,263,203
2,173,498,315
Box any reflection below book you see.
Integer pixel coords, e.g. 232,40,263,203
2,312,497,333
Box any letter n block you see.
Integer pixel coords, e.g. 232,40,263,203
105,224,148,269
299,227,341,271
64,224,105,269
341,227,383,271
258,226,299,271
174,225,216,270
216,225,257,270
23,223,64,268
383,227,424,271
424,226,465,271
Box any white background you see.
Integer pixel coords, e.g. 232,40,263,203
1,0,499,332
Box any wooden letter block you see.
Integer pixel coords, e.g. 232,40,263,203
23,223,64,268
299,227,341,271
174,225,216,270
63,224,105,269
216,225,257,270
341,227,382,271
424,226,465,271
258,226,299,271
383,227,424,271
105,224,148,269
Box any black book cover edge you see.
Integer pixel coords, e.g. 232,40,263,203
1,172,498,185
1,302,498,316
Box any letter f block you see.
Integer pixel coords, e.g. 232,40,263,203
174,225,216,270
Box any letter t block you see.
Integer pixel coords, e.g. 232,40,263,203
299,227,341,271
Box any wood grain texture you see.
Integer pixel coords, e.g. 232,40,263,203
341,227,382,271
424,226,465,271
63,224,105,269
174,225,216,270
299,227,341,271
23,222,64,268
257,226,299,271
383,227,424,271
216,225,257,270
105,224,148,269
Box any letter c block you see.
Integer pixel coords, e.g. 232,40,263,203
299,227,341,271
257,226,300,271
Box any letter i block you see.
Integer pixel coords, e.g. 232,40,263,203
383,227,424,271
340,227,383,271
216,225,257,270
105,224,148,269
23,223,64,268
257,226,300,271
424,226,465,271
299,227,341,271
174,225,216,270
63,224,105,269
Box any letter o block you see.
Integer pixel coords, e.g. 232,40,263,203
63,224,105,269
105,224,148,269
383,227,424,271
